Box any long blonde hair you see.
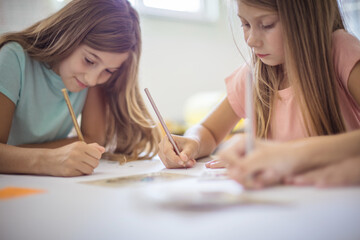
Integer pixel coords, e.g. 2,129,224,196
238,0,346,138
0,0,161,160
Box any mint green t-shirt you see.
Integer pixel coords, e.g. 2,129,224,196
0,42,88,145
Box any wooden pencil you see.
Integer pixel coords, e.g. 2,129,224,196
61,88,85,142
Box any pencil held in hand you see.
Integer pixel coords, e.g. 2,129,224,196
61,88,84,141
144,88,181,155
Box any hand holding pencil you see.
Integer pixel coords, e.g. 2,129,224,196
144,88,197,169
46,88,106,177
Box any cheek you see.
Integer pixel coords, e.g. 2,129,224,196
57,62,67,78
98,73,112,85
243,30,250,45
59,60,76,77
273,28,284,55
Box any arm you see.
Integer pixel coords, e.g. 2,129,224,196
223,130,360,189
158,96,240,168
80,86,107,145
185,96,241,158
0,92,105,176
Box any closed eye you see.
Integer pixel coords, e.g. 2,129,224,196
261,23,275,29
105,69,114,74
85,58,94,65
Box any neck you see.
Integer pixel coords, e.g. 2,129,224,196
278,66,289,90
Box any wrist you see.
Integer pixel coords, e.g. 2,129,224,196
29,148,50,175
289,139,319,173
192,137,201,159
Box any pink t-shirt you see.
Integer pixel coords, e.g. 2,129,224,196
225,29,360,141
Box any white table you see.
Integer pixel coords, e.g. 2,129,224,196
1,157,360,240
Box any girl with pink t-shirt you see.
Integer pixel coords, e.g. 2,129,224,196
158,0,360,170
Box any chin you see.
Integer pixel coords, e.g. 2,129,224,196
64,86,81,93
260,59,282,67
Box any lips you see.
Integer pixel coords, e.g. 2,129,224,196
256,53,269,58
75,78,87,88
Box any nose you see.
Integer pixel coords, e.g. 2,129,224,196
246,29,262,49
84,69,100,87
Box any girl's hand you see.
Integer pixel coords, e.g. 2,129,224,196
47,141,105,177
217,135,298,189
158,135,199,169
205,158,227,169
206,134,248,169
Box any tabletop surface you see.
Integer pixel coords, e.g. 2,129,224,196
1,157,360,240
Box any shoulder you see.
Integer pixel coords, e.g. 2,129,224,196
0,42,29,104
332,29,360,59
332,30,360,85
332,29,360,45
225,64,250,86
224,63,250,118
0,41,27,64
1,41,26,56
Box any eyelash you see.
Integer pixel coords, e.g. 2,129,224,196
85,57,114,74
241,22,275,30
85,58,94,65
261,23,275,29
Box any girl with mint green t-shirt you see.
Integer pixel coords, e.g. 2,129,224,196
0,0,160,177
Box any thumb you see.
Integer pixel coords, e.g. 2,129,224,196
89,143,106,153
179,139,199,161
179,152,189,163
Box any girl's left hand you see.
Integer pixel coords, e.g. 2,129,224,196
205,134,248,169
222,138,301,189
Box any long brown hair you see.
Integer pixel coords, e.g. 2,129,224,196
238,0,346,138
0,0,161,160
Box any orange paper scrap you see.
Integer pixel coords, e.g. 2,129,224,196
0,187,45,200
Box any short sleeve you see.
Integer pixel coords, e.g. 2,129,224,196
224,64,249,118
332,30,360,91
0,42,23,105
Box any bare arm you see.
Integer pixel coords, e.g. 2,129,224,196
224,129,360,189
184,96,240,158
80,86,107,145
291,129,360,169
158,96,240,168
0,92,104,176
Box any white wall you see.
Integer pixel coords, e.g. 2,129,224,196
0,0,246,123
139,1,244,122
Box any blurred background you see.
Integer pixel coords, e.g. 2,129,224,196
1,0,359,134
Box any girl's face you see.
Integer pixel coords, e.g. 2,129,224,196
237,1,284,66
54,44,129,92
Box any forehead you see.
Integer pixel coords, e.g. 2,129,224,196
237,1,277,20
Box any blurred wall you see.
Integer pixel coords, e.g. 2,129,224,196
0,0,246,123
